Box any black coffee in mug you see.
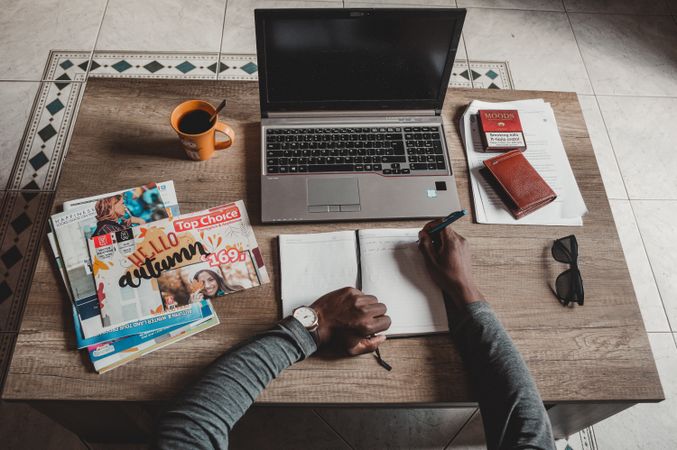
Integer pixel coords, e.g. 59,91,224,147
178,110,215,134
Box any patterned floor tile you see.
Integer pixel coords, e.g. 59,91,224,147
89,52,220,80
316,407,476,450
570,13,677,96
457,0,564,11
632,201,677,329
597,96,677,199
0,334,18,394
0,0,105,81
462,8,592,93
96,0,226,53
6,80,85,191
0,82,40,190
230,407,350,449
563,0,672,14
0,191,55,333
593,333,676,449
609,200,669,332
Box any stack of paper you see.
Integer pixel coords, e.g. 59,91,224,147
460,99,587,226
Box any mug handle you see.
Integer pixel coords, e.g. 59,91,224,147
214,122,235,150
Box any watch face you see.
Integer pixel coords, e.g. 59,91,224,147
294,307,317,328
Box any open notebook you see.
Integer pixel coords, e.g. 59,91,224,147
279,229,448,336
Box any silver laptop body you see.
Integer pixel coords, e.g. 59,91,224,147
255,8,467,223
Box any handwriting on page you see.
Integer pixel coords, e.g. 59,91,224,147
359,231,448,335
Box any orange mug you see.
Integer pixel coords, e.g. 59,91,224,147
170,100,235,161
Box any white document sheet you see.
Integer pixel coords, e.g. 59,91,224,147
358,229,448,336
461,99,587,226
279,231,359,317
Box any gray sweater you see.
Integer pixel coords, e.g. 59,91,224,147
155,301,554,449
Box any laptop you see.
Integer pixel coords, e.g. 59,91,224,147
255,8,466,223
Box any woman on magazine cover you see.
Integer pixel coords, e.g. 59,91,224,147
92,195,146,237
190,269,234,302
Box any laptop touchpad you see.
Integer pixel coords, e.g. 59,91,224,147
307,178,360,209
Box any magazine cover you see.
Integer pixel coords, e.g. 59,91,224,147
48,231,208,348
89,200,269,327
63,180,180,218
50,181,178,338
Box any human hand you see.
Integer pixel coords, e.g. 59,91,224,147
190,291,204,303
418,221,484,309
310,287,391,355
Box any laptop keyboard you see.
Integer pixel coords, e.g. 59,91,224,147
265,126,448,175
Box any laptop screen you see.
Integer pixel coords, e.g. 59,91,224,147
255,9,466,115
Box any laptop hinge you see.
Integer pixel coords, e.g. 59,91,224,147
266,109,438,119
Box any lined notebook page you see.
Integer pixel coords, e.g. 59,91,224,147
279,231,359,317
358,228,448,336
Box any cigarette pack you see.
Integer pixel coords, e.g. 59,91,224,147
477,109,526,152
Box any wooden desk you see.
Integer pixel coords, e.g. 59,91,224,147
2,79,664,438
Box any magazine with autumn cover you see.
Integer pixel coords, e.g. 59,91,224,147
88,200,269,327
50,181,178,340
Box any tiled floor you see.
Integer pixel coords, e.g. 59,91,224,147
1,0,677,448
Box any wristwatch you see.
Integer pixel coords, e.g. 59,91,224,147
292,306,320,345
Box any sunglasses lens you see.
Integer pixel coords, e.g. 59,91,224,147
555,269,584,305
552,235,577,264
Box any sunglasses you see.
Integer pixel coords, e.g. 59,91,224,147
551,235,584,306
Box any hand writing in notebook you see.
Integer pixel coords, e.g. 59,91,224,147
418,221,485,309
310,287,392,355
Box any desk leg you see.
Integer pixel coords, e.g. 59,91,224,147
547,402,634,438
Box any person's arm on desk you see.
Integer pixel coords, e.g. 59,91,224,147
418,223,555,450
154,287,391,450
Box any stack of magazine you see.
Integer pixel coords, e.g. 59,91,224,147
48,181,269,373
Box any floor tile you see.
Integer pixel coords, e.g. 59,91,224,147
0,401,86,450
0,191,54,333
576,95,626,199
229,407,350,449
462,8,592,93
570,13,677,96
221,0,343,55
563,0,671,14
316,407,476,449
97,0,226,53
0,0,105,81
632,201,677,329
593,333,676,448
597,96,677,199
0,82,40,190
345,0,456,6
456,0,564,11
446,409,485,449
609,200,669,332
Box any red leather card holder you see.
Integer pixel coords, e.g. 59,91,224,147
482,150,557,219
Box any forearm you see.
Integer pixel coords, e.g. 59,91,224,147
449,301,554,450
154,317,316,450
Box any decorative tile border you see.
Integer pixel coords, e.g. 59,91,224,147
0,50,514,393
0,191,54,332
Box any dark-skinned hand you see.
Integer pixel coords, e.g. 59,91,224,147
310,287,391,355
418,220,485,310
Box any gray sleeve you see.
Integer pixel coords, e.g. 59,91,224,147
154,317,316,450
448,301,555,450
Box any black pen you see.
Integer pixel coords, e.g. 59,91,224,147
428,209,467,235
426,209,467,247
